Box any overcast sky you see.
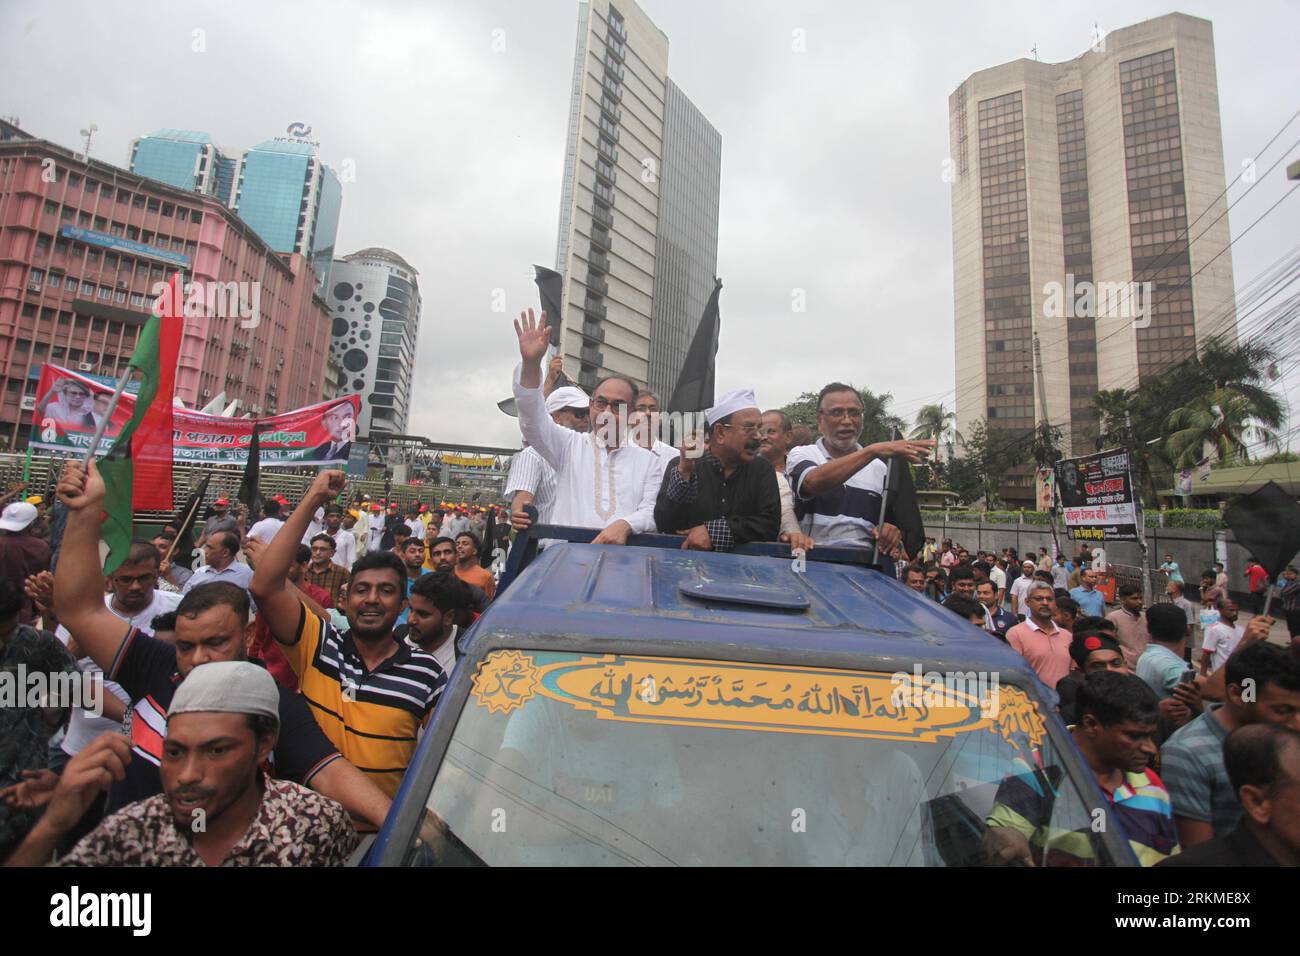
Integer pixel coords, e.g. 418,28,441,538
3,0,1297,450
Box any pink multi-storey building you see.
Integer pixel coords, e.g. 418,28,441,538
0,137,333,449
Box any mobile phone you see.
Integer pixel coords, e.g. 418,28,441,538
1179,667,1197,686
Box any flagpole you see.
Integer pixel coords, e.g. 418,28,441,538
81,369,133,465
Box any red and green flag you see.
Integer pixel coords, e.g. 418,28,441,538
99,272,185,573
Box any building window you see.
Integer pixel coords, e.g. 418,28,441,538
110,223,123,236
27,269,44,291
133,195,145,208
93,216,107,231
78,211,91,227
129,293,144,307
43,199,58,216
35,234,51,252
61,206,74,220
81,282,94,295
92,318,107,332
147,198,160,213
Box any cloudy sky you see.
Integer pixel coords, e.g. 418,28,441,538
3,0,1297,449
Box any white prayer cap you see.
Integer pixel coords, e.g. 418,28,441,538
545,386,590,414
705,388,759,426
0,501,37,532
168,661,280,723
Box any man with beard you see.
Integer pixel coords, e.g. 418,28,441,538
512,309,659,544
399,537,427,585
251,470,446,799
425,536,489,613
4,662,357,867
786,383,933,556
654,389,781,552
399,572,476,675
984,672,1178,866
50,460,392,830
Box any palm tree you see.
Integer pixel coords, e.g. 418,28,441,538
1164,387,1281,468
910,403,958,443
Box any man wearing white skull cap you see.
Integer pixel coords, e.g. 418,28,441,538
654,388,781,551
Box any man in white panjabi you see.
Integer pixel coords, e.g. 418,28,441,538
511,310,659,543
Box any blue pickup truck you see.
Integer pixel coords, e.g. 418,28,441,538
367,528,1137,866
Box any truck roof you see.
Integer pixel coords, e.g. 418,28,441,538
466,542,1046,687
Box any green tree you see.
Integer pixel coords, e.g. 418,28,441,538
910,403,960,449
1165,388,1280,468
948,418,1030,507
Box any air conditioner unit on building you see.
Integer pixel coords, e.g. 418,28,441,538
20,396,37,411
78,362,94,371
201,389,212,399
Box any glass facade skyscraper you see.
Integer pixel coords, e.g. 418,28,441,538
648,79,722,403
232,139,342,295
128,129,238,204
130,130,343,295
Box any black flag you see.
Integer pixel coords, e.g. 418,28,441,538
882,428,926,563
1223,481,1300,581
168,474,211,565
237,425,263,522
667,278,722,414
499,266,575,418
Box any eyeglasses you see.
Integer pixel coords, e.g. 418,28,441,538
590,397,628,412
818,407,864,421
723,422,763,435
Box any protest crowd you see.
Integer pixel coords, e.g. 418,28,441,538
0,309,1297,869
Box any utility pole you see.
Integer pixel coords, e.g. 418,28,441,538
1032,333,1063,558
1126,408,1154,607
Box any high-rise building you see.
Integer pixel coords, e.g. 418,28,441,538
553,0,721,394
232,138,343,296
130,128,342,295
0,138,334,449
949,13,1235,502
648,79,722,403
325,248,422,438
129,130,240,204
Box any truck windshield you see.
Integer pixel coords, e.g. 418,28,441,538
403,650,1120,866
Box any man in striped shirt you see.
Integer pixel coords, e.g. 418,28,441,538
252,470,446,799
504,386,588,531
786,383,933,555
984,671,1179,866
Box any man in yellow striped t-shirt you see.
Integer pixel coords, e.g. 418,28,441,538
252,470,446,799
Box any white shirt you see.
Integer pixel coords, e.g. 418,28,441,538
301,507,325,545
504,446,558,522
647,440,678,481
406,517,424,538
247,516,285,543
56,590,182,755
1009,574,1038,613
1202,621,1245,672
774,471,800,537
512,364,659,533
989,566,1007,592
331,527,357,568
368,513,385,551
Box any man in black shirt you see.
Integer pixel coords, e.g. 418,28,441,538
654,388,780,551
51,459,391,829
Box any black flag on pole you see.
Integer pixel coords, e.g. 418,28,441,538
237,425,263,522
169,474,211,563
667,278,723,414
881,428,926,563
1223,481,1300,581
499,266,574,418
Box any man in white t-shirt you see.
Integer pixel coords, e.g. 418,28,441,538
988,560,1008,606
1008,560,1040,616
1200,598,1244,675
246,498,287,544
367,504,385,552
323,504,356,570
54,541,181,759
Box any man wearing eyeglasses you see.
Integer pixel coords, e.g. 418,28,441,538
511,310,660,544
654,389,781,552
786,383,934,556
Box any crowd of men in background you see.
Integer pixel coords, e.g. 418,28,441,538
0,310,1296,867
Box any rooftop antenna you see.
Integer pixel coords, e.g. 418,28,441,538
79,122,98,160
1030,44,1039,61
